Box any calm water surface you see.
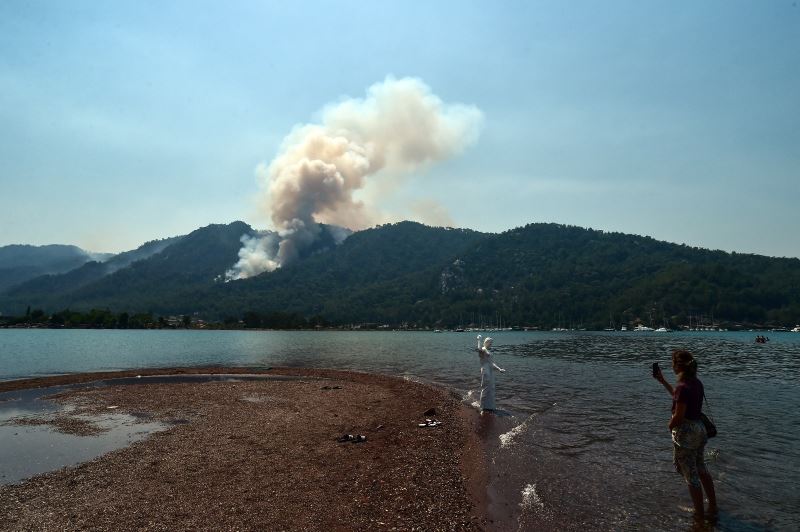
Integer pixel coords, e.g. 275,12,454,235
1,329,798,531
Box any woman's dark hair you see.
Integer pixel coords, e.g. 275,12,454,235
672,349,698,379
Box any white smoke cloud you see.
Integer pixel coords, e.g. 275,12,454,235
225,232,280,280
226,76,483,280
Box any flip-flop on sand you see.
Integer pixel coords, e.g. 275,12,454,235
336,433,367,443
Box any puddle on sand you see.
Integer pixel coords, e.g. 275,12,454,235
0,373,305,486
0,385,170,485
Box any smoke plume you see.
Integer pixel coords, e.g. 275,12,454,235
225,76,482,280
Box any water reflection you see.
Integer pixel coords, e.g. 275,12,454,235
0,374,312,485
0,386,169,485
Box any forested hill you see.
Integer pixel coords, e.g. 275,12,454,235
211,222,798,328
438,224,800,329
0,244,109,292
203,222,487,322
3,235,185,303
0,222,254,313
2,221,799,329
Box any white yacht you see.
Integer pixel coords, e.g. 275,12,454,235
791,325,800,333
634,324,654,331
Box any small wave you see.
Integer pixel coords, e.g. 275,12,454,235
520,483,545,511
462,389,482,410
499,423,524,448
499,414,534,448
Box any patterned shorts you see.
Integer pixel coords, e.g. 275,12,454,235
672,419,709,488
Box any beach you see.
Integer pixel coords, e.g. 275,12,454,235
0,368,487,531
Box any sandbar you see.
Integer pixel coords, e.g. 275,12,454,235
0,367,487,530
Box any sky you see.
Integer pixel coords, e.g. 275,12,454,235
1,0,798,258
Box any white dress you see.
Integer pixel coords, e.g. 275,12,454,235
478,347,501,411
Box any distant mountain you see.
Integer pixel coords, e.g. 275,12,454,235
2,221,799,328
1,222,255,314
2,235,184,303
0,244,112,293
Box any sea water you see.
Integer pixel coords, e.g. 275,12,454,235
1,329,798,530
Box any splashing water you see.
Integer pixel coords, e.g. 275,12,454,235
499,415,533,449
520,483,545,512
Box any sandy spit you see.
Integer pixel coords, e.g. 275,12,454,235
0,368,487,531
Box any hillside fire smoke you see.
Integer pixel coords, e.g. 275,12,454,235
225,76,482,280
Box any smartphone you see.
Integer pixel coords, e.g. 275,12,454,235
652,362,660,377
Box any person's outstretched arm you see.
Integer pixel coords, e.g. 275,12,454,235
492,362,506,373
654,367,674,395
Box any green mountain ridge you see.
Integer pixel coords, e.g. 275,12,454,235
3,235,185,303
11,222,254,313
1,221,799,328
0,244,110,293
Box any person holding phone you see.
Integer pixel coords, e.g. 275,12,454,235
653,350,718,522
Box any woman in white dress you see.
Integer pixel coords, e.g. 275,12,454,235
476,335,505,413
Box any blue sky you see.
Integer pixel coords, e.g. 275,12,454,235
1,1,798,257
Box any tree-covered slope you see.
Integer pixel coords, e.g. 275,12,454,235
424,224,800,328
3,235,184,305
57,222,254,312
0,244,106,293
0,223,253,314
204,222,800,327
2,221,799,328
202,221,487,321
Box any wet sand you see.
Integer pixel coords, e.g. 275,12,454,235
0,368,488,531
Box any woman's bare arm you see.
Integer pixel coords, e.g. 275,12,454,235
654,368,674,396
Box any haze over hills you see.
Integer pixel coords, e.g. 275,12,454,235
0,223,253,313
0,244,113,293
1,221,799,329
2,235,186,305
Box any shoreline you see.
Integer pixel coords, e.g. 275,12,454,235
0,367,488,530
